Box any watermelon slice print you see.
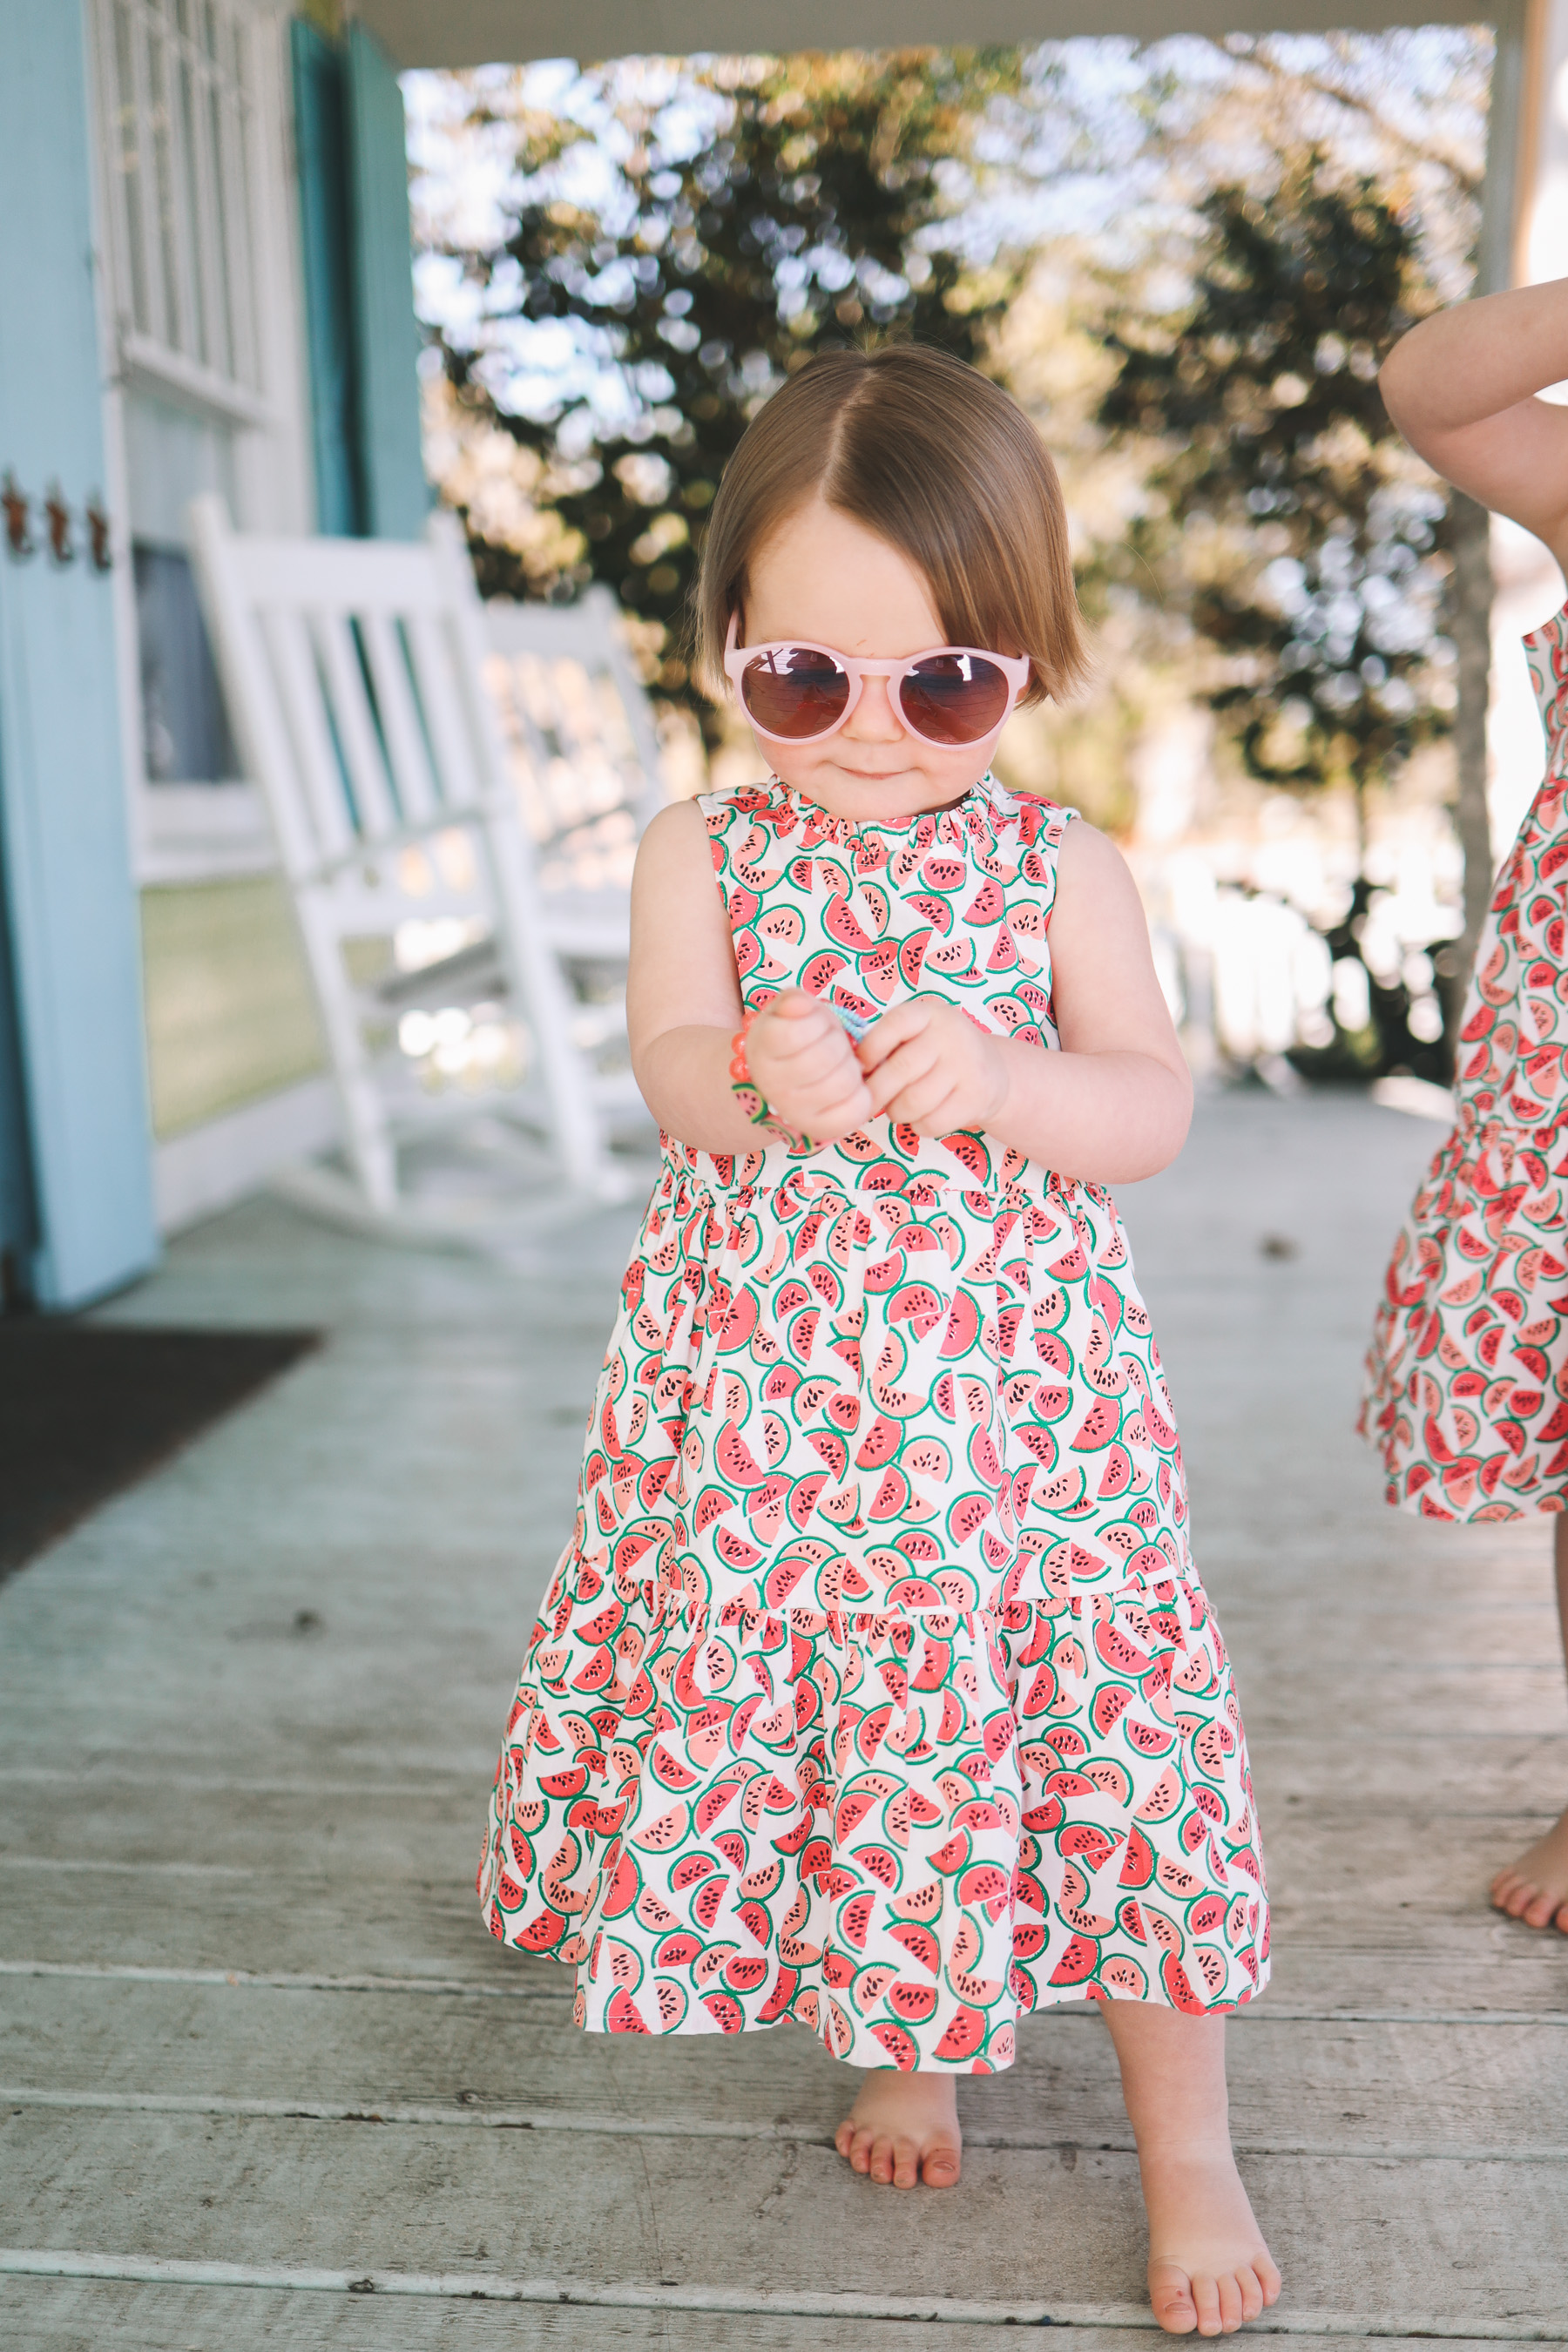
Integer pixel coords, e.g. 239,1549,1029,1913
475,771,1269,2066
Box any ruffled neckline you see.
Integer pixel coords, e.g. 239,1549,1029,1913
733,772,1010,849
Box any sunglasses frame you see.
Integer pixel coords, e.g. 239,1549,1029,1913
723,612,1031,748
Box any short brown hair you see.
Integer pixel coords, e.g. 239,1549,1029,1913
694,344,1088,705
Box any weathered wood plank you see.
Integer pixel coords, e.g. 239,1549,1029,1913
6,1862,1567,2019
5,1777,1564,1896
3,1978,1565,2159
0,2278,1176,2352
0,2284,1534,2352
3,2109,1566,2330
4,1622,1559,1772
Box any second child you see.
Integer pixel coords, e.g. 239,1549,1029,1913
1364,275,1568,1939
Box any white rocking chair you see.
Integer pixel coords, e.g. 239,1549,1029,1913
189,494,660,1244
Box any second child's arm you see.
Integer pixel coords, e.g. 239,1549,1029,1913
1380,277,1568,564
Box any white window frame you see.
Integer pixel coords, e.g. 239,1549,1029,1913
87,0,314,884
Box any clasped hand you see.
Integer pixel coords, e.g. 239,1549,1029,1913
743,991,1009,1145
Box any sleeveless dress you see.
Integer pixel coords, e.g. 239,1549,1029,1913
1362,602,1568,1520
479,774,1269,2069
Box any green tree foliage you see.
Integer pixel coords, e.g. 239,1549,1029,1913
1097,158,1457,1082
1098,159,1450,812
426,54,1018,705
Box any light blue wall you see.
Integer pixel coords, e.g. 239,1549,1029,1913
0,1,157,1306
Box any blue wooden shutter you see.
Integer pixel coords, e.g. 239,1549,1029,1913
291,19,362,537
0,0,156,1306
346,23,428,542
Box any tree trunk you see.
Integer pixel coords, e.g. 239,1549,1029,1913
1448,490,1495,1025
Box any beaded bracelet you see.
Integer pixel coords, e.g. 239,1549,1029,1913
729,1004,813,1151
728,999,873,1150
727,1005,771,1125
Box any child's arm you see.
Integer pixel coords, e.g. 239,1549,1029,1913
856,821,1191,1184
627,802,872,1150
1379,278,1568,564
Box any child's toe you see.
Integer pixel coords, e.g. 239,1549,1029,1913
1148,2261,1199,2335
922,2141,961,2188
1190,2274,1224,2336
1213,2273,1244,2333
890,2136,921,2189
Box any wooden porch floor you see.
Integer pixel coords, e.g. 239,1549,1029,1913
2,1088,1565,2349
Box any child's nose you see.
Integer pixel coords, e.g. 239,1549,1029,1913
842,673,903,741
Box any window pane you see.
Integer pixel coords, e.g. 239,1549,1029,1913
176,50,211,368
110,2,151,335
92,0,258,391
133,541,239,784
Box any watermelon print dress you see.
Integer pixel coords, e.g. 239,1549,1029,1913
479,774,1270,2068
1362,600,1568,1520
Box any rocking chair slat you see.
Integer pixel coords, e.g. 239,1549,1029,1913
259,607,359,870
190,512,321,882
361,611,440,824
311,608,402,843
403,610,485,814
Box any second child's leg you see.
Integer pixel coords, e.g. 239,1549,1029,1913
1490,1512,1568,1933
1103,2002,1280,2338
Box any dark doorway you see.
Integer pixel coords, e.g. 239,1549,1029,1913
0,811,38,1308
0,1322,320,1582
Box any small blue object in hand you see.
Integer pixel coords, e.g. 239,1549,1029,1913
833,1002,875,1044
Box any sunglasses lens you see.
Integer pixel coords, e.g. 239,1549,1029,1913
898,653,1013,746
741,647,851,740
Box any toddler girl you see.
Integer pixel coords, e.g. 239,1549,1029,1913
1363,275,1568,1936
481,345,1279,2337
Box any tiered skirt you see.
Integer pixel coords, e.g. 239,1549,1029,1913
480,1152,1269,2069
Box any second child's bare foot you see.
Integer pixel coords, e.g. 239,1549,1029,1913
1139,2139,1281,2336
1490,1806,1568,1932
834,2069,962,2189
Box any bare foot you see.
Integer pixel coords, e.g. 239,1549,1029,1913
1140,2139,1281,2336
1490,1806,1568,1933
833,2070,962,2189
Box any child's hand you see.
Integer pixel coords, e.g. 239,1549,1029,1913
745,991,873,1142
857,997,1010,1136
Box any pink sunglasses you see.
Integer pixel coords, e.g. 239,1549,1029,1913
724,613,1030,749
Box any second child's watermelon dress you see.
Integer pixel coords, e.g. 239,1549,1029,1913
480,774,1269,2069
1362,601,1568,1517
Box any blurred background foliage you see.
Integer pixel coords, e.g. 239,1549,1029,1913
1098,167,1452,809
409,33,1490,1086
419,51,1024,700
